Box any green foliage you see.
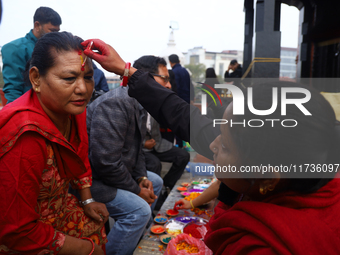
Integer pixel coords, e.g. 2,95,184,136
184,63,206,83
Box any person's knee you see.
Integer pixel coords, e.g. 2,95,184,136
130,200,152,223
177,150,190,164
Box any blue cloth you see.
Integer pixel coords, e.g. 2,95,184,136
171,63,191,103
1,30,37,103
93,63,109,92
105,171,162,255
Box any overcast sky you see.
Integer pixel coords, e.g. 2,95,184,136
0,0,300,75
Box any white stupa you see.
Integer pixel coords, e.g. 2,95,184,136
160,26,185,69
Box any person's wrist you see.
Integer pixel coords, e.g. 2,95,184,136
80,237,95,255
138,176,148,184
79,198,96,207
190,199,195,210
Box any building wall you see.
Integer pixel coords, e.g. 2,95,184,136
280,47,298,79
183,47,243,78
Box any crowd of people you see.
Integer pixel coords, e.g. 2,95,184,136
1,4,340,255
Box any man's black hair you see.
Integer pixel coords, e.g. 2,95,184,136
230,59,238,65
168,54,180,64
33,6,62,26
133,55,167,74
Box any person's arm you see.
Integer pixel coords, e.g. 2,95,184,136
88,96,142,195
1,44,28,103
174,180,220,210
128,70,218,159
82,39,219,159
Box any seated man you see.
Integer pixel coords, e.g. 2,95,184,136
134,55,190,194
87,79,163,254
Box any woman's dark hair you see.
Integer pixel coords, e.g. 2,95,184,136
24,32,84,84
133,55,167,74
206,68,217,78
230,81,338,193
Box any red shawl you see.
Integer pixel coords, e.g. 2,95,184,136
204,178,340,254
0,90,91,179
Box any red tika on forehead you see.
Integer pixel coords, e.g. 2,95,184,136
78,50,82,55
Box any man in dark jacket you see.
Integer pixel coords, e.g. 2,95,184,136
169,54,193,104
224,59,243,80
224,59,243,90
87,84,163,255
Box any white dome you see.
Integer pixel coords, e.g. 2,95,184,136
160,30,185,68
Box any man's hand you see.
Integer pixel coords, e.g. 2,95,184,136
138,187,157,205
83,202,110,224
144,139,156,149
139,179,154,192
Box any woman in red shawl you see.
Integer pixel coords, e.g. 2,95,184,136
78,39,340,255
0,32,109,255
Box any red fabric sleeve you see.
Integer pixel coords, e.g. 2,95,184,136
0,132,65,254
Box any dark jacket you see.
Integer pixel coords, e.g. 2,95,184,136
172,63,192,103
128,70,218,159
224,64,243,80
93,63,109,92
127,70,238,206
87,86,147,203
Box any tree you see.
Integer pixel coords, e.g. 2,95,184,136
184,63,206,83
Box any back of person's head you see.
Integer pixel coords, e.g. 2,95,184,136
27,32,83,78
33,6,62,26
133,55,167,74
230,59,238,65
230,81,338,193
206,68,217,78
168,54,180,64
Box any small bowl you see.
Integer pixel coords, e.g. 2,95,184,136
166,209,179,217
177,187,187,192
151,225,166,234
180,191,191,196
160,234,174,245
154,216,168,224
181,182,190,187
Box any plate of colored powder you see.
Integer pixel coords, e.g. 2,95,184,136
191,181,200,185
166,209,179,216
177,187,187,191
174,217,208,225
188,188,204,193
159,234,174,245
151,225,166,234
154,216,168,224
181,182,190,187
165,219,185,236
180,191,191,196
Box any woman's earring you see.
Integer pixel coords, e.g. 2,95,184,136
35,87,39,92
259,183,275,195
259,184,267,195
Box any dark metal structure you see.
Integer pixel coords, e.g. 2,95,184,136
243,0,340,91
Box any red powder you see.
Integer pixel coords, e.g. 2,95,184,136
152,227,164,233
183,224,205,238
166,209,179,215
